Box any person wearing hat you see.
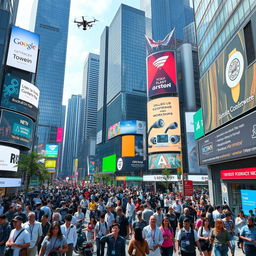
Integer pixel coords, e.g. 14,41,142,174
132,211,147,232
6,216,30,256
13,205,27,223
0,214,11,256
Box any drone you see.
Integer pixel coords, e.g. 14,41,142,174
74,16,98,30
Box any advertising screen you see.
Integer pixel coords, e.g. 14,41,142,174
45,145,58,158
200,29,256,134
6,26,40,73
0,145,19,172
193,108,204,140
185,112,208,174
1,73,40,120
116,157,145,172
56,128,63,143
149,153,181,170
108,120,145,140
0,109,34,149
241,190,256,215
102,154,116,172
147,51,177,97
122,135,135,157
147,97,181,153
45,160,56,168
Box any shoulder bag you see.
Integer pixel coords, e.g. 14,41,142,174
5,229,25,256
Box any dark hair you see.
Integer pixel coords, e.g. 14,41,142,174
207,206,214,213
225,212,232,217
156,206,161,211
238,211,245,217
65,214,72,221
43,214,49,218
100,214,105,219
183,218,190,223
201,212,206,218
48,221,63,239
202,217,211,229
0,214,6,219
134,228,144,243
111,223,120,229
161,216,170,228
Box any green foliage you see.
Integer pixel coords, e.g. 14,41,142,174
93,172,114,185
162,168,171,190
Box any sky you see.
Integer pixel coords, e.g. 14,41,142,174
16,0,140,106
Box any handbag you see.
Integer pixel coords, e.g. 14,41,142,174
5,229,25,256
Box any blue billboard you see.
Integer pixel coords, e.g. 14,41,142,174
241,190,256,215
45,144,58,158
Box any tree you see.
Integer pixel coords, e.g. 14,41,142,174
17,151,49,192
162,169,172,191
93,172,114,185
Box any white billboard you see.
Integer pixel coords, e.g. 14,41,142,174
6,26,40,73
0,146,20,172
0,178,21,187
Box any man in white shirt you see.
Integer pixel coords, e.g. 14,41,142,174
61,214,77,256
126,197,135,235
6,216,30,256
142,216,164,256
172,199,182,219
23,212,42,256
104,205,115,231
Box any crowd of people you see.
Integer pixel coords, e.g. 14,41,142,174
0,184,255,256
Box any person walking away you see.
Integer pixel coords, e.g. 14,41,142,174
132,211,147,232
39,221,68,256
239,217,256,256
160,216,175,256
38,214,51,253
23,212,42,256
0,214,11,256
176,218,203,256
115,207,129,239
153,207,164,227
142,204,154,225
126,197,135,236
6,216,30,256
172,199,182,219
235,211,246,248
100,223,126,256
94,214,108,256
222,212,235,255
60,214,77,256
142,215,164,256
166,207,178,236
198,218,212,256
212,206,222,222
210,219,231,256
128,227,149,256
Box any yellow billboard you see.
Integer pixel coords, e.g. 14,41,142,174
147,97,181,153
45,160,56,168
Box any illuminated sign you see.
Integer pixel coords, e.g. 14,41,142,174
45,145,58,158
45,160,56,168
221,168,256,179
149,153,181,170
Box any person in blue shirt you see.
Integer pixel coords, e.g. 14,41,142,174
240,217,256,256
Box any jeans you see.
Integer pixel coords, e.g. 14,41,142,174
229,236,235,255
244,244,256,256
160,246,173,256
96,238,105,256
213,244,228,256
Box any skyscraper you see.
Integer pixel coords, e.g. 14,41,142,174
34,0,70,146
62,95,82,177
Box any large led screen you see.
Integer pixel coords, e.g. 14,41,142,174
201,29,256,134
147,97,181,153
102,154,116,172
0,109,34,149
147,51,177,97
6,26,40,73
1,73,40,120
149,153,181,170
45,145,58,158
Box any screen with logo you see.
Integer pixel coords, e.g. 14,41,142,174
0,145,20,172
1,73,40,120
147,97,181,153
45,144,58,158
102,154,116,172
147,51,177,98
6,26,40,73
116,157,145,172
149,153,181,170
241,190,256,215
0,109,35,149
200,28,256,134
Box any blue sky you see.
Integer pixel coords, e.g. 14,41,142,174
16,0,140,105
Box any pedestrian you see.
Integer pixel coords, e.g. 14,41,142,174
166,207,178,235
94,214,108,256
84,216,96,241
34,203,45,222
23,211,43,256
0,214,11,256
13,204,27,223
176,218,203,256
153,207,164,227
235,211,246,248
39,221,68,256
38,214,51,253
142,215,164,256
126,197,135,236
60,214,77,256
210,219,231,256
115,206,129,239
128,227,149,256
74,206,84,225
105,204,115,231
239,217,256,256
132,211,147,232
198,218,212,256
178,208,194,230
222,212,235,255
172,199,182,219
100,223,126,256
6,216,30,256
142,204,154,225
160,216,175,256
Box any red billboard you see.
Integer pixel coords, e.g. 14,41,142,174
56,128,63,143
221,168,256,180
147,51,177,97
184,180,193,196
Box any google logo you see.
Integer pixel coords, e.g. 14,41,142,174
13,38,36,50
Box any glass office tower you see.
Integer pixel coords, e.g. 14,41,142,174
34,0,70,145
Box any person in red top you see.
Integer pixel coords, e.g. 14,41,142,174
84,190,90,200
160,216,175,256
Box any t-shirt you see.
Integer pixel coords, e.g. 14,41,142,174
116,215,129,237
178,215,194,228
41,236,67,256
95,222,108,238
8,228,30,256
210,229,230,244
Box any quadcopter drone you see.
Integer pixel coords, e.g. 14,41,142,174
74,16,98,30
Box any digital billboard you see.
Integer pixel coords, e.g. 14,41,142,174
147,51,177,97
149,153,181,170
56,128,63,143
0,145,19,172
0,109,35,149
6,26,40,73
193,108,204,140
185,112,208,174
1,73,40,120
241,190,256,215
116,157,145,172
102,154,116,172
45,160,56,168
108,120,145,140
45,145,58,158
122,135,135,157
200,29,256,134
147,97,181,153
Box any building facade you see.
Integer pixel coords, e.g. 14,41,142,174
34,0,70,147
194,0,256,214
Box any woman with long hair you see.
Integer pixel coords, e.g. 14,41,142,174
128,228,149,256
210,219,231,256
160,216,175,256
84,216,96,241
39,221,68,256
198,218,212,256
